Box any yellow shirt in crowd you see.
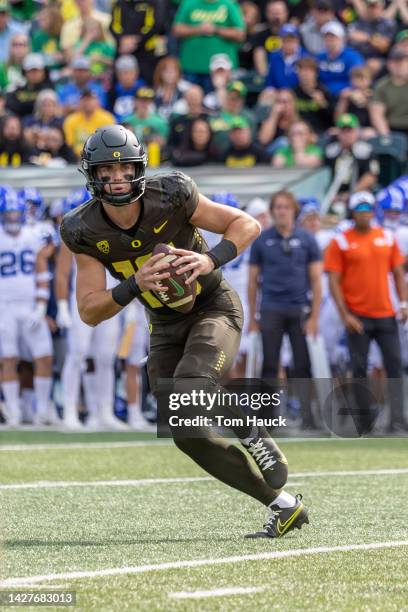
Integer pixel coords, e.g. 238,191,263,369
63,109,116,157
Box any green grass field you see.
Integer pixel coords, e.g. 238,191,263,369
1,432,408,611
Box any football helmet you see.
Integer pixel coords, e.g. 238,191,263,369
80,125,147,206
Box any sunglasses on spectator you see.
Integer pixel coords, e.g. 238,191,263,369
12,41,28,45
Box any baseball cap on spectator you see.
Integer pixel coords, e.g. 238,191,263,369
116,55,138,72
210,54,232,72
72,56,91,70
23,53,45,71
136,87,155,99
226,81,247,97
336,113,360,129
321,21,345,38
246,197,268,217
279,24,299,37
230,116,250,130
396,30,408,43
349,191,375,212
389,47,408,60
0,0,9,12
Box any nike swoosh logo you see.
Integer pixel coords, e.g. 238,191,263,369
276,504,303,536
153,220,168,234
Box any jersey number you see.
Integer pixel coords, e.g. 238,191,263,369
0,250,35,277
112,245,201,308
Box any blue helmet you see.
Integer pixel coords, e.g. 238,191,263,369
376,186,404,230
211,192,239,208
19,187,44,221
298,197,320,221
63,187,91,214
0,188,26,233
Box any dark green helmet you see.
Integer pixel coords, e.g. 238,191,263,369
80,125,147,206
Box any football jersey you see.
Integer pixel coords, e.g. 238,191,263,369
60,171,223,321
0,225,44,304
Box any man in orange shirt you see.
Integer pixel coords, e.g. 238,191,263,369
325,191,408,433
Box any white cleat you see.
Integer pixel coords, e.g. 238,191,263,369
94,414,130,431
128,414,156,432
59,415,84,431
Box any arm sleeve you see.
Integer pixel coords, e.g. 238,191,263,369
323,238,343,274
390,240,404,270
307,235,322,263
249,237,262,266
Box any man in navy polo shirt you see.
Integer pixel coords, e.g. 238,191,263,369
248,190,322,429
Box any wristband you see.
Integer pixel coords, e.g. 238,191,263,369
400,301,408,309
111,276,142,307
206,239,238,269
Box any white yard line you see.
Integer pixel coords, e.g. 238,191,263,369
0,437,373,452
169,586,265,600
1,540,407,588
1,467,407,491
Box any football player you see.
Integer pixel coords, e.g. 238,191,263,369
60,125,309,538
0,188,53,426
55,188,124,431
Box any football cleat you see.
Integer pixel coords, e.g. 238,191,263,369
241,432,288,489
245,494,309,539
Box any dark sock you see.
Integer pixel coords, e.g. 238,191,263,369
172,433,279,506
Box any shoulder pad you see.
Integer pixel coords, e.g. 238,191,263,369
159,171,197,210
60,206,88,254
352,140,372,159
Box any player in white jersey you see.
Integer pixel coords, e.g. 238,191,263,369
0,189,53,426
55,189,123,430
19,187,58,252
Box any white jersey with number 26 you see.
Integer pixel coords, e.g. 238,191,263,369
0,226,44,304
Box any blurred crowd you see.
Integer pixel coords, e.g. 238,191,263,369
1,0,408,175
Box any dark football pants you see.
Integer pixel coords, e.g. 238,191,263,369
347,314,404,429
147,281,286,505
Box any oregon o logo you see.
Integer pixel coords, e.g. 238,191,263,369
113,151,121,158
131,239,142,249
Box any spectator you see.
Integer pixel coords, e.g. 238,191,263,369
370,47,408,137
335,65,375,134
110,0,167,85
245,197,271,229
153,56,190,120
30,5,65,71
6,53,52,118
394,29,408,55
325,191,408,433
0,114,33,166
23,89,62,131
0,32,28,92
238,0,263,72
71,16,116,77
265,24,306,91
222,116,271,167
317,21,364,96
63,89,115,157
204,53,233,112
272,120,322,168
248,190,322,429
30,126,78,166
0,0,25,64
258,88,299,152
294,56,332,134
252,0,289,76
60,0,113,60
324,113,380,213
108,55,145,122
210,80,256,152
57,56,107,113
348,0,395,77
300,0,337,56
173,0,245,92
170,116,217,166
168,84,208,149
123,87,169,147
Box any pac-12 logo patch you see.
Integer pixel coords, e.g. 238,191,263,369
96,240,110,254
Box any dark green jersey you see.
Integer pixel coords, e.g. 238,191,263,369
60,170,222,321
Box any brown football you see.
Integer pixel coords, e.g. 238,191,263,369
152,243,197,313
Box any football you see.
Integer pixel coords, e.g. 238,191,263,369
152,243,197,313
